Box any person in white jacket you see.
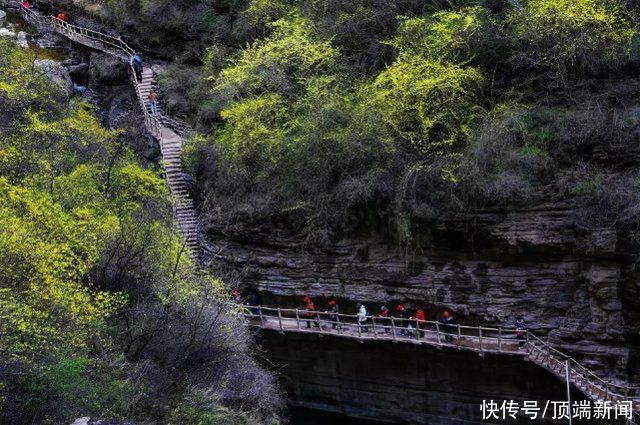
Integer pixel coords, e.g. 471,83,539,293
357,303,368,333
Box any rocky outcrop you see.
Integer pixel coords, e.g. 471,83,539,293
34,59,73,94
89,51,128,85
203,202,640,387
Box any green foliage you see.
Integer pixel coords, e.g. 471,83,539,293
217,92,287,168
373,56,485,157
213,15,339,101
508,0,637,79
166,387,257,425
0,39,163,423
391,7,501,64
16,356,131,422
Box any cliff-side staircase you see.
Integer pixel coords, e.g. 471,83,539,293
17,4,640,423
19,5,199,257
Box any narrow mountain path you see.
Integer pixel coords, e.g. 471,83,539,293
20,6,199,257
18,5,640,422
246,304,640,419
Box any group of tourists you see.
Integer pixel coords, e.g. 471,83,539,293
300,296,462,341
232,290,528,347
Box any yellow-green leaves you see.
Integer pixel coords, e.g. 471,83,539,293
0,180,127,361
218,93,287,168
392,7,493,63
375,7,488,159
508,0,637,79
213,15,339,101
374,57,484,156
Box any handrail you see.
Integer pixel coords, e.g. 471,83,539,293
237,302,639,410
20,6,134,56
19,3,637,411
19,5,161,139
19,4,196,255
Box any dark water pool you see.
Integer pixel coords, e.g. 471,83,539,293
289,406,401,425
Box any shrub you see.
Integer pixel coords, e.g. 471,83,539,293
458,107,557,205
508,0,637,80
391,7,506,65
217,92,288,169
373,56,485,157
212,15,339,102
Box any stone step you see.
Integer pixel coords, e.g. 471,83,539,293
163,144,183,151
178,217,198,222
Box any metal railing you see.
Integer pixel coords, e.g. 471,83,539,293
239,304,640,413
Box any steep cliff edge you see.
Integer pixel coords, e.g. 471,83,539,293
202,201,640,387
259,331,615,424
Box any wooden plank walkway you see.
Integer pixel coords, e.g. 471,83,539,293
243,304,640,419
20,5,199,256
18,5,640,421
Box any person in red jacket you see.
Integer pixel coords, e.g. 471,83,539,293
327,299,339,329
303,296,319,329
379,306,391,333
415,308,426,338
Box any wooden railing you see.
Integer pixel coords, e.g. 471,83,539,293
239,304,640,414
18,4,639,418
19,5,161,138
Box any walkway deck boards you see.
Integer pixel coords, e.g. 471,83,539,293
19,6,639,420
20,7,200,258
244,306,640,417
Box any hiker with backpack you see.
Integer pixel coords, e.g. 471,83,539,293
132,53,143,82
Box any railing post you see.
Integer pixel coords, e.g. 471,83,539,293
478,327,484,356
546,337,551,365
259,305,264,327
295,309,301,331
316,311,322,334
498,327,502,353
336,313,342,335
358,315,362,340
415,319,420,340
371,316,377,339
277,308,283,334
435,321,442,346
391,317,397,342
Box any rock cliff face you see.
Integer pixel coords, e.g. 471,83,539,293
202,202,640,388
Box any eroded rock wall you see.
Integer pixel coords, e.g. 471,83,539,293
203,203,640,384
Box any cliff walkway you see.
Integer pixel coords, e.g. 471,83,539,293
244,304,640,419
16,4,640,422
19,4,199,257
